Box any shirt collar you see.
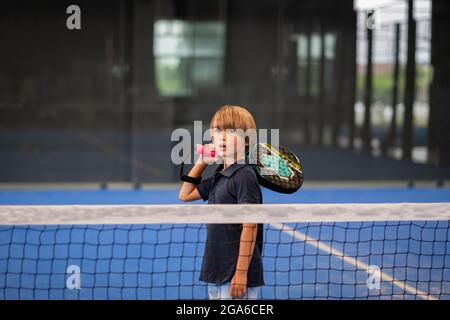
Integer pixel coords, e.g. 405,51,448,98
215,161,247,177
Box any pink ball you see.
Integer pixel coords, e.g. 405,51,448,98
196,144,216,157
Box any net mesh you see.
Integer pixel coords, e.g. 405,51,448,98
0,203,450,300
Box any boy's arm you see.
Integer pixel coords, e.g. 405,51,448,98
178,158,207,202
179,144,218,202
230,223,258,298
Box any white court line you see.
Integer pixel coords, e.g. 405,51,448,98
270,223,437,300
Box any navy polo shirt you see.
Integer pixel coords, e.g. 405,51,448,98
196,162,264,287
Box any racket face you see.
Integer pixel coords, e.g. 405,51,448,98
250,143,304,193
259,153,293,179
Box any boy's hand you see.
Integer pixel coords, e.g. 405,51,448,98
229,270,247,299
197,144,218,165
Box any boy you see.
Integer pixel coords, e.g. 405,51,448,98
178,105,263,300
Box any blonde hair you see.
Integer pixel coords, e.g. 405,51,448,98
210,105,256,131
210,105,257,152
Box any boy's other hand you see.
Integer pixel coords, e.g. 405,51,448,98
229,270,248,299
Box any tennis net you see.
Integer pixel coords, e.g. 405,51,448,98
0,203,450,300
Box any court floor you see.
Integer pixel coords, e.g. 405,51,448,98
1,187,449,299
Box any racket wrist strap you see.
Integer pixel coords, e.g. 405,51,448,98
179,162,202,185
180,175,202,185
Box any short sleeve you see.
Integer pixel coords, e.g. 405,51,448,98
196,176,213,201
233,168,262,204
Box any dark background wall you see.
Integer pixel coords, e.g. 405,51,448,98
0,0,449,183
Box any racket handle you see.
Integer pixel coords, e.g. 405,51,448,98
196,144,216,158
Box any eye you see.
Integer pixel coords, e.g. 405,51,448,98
213,128,222,134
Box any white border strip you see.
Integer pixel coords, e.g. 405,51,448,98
0,203,449,225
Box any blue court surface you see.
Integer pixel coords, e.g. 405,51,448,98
1,187,450,300
0,187,450,205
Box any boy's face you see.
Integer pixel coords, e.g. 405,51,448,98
211,127,246,160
